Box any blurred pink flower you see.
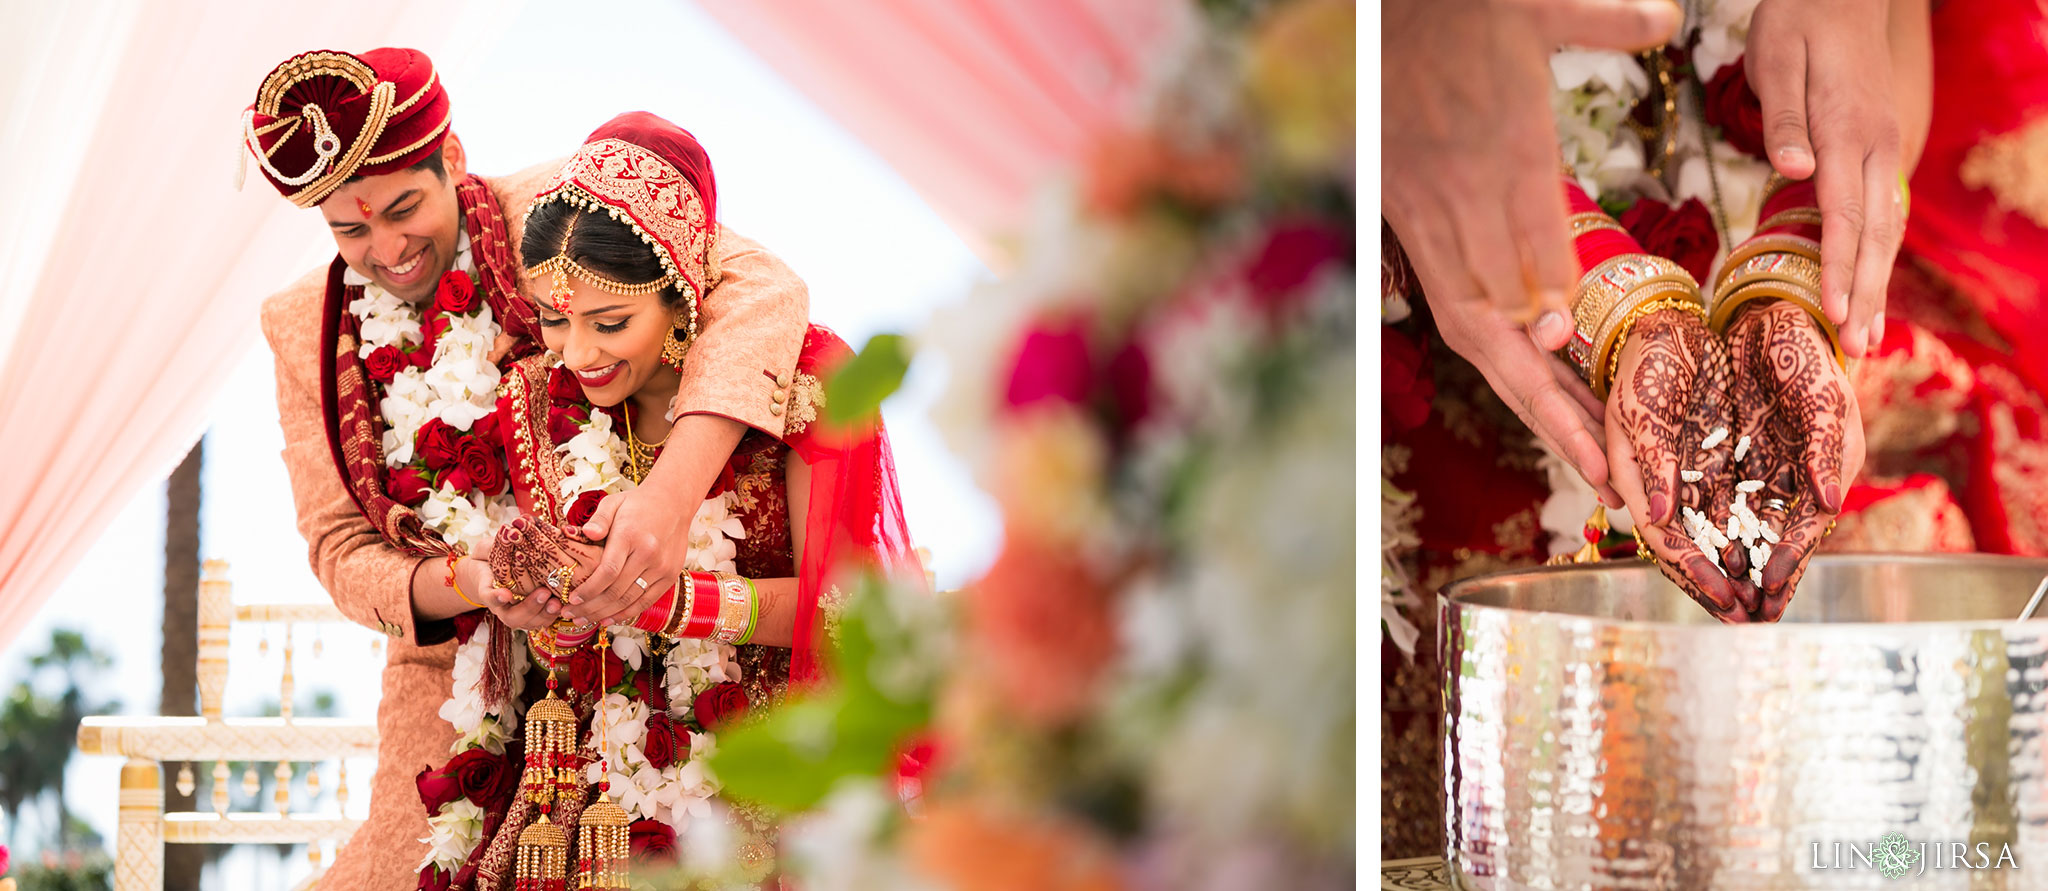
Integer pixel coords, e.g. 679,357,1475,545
1003,316,1095,411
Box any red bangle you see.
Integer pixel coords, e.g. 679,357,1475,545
633,585,677,633
677,572,721,638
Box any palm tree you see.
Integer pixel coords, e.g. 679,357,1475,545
25,630,113,851
160,438,204,890
0,684,59,849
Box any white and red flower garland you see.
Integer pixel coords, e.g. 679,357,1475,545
348,231,519,556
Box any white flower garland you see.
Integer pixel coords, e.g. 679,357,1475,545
348,231,518,556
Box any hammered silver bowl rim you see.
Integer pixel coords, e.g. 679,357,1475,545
1438,551,2048,633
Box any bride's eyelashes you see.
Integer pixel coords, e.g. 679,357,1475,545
530,312,629,334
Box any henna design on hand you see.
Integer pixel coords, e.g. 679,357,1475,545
1725,299,1852,620
488,516,604,598
1613,309,1749,619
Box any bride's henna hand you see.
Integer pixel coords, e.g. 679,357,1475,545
1607,308,1750,619
1724,299,1865,620
490,516,605,602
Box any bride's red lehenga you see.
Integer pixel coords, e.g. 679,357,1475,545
415,111,919,890
1382,0,2048,857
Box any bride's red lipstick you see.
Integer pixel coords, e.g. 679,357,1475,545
575,361,625,389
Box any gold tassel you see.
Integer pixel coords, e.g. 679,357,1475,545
516,814,569,890
574,794,631,889
516,684,580,890
1547,504,1612,566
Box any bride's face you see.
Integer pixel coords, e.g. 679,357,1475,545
529,280,676,407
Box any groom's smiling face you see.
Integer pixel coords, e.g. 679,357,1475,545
319,134,469,303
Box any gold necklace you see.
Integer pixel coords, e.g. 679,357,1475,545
622,406,669,484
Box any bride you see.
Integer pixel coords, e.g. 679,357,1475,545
413,112,917,890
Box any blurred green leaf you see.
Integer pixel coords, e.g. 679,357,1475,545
710,574,935,814
822,334,911,426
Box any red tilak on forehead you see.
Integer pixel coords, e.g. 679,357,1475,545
357,198,372,219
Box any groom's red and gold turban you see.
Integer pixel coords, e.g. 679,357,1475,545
240,48,451,208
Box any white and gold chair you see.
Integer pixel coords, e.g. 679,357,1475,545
76,560,379,891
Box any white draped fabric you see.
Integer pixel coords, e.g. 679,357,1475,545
0,0,482,654
693,0,1189,260
0,0,1178,655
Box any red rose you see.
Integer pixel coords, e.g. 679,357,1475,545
365,344,405,384
448,747,515,812
549,404,588,444
548,366,585,403
417,864,453,891
417,418,462,471
436,270,481,316
440,466,473,494
473,406,505,450
1244,220,1349,314
1382,328,1435,433
643,712,679,769
452,612,485,641
1618,197,1719,284
457,437,508,496
387,467,432,506
412,321,439,368
693,682,750,731
416,762,463,814
568,644,631,694
566,490,606,528
1702,56,1766,160
1,842,11,877
629,819,677,861
1003,317,1093,411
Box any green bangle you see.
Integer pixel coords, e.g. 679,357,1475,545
734,578,760,646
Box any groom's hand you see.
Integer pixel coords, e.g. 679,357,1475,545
1747,0,1909,358
569,488,692,627
1385,0,1679,329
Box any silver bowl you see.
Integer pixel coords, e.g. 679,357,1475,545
1440,553,2048,890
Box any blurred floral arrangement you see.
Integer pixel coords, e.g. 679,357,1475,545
671,1,1355,888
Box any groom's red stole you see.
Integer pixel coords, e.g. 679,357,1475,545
317,174,542,557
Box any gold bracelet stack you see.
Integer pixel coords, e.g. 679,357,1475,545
1707,233,1845,367
1566,253,1707,399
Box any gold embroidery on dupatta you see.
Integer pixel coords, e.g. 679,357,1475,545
1961,114,2048,229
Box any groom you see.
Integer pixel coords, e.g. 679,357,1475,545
243,48,808,887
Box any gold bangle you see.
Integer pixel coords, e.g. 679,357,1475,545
1567,254,1698,390
1711,280,1847,369
1717,234,1820,290
1567,212,1628,237
1760,171,1793,206
1602,295,1709,394
711,573,753,644
663,571,694,635
1710,250,1825,320
1754,208,1823,233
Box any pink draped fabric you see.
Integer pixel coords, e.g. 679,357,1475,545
692,0,1190,258
0,0,478,655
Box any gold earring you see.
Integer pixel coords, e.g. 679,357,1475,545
661,325,688,371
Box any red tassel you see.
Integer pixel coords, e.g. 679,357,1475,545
481,615,515,707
